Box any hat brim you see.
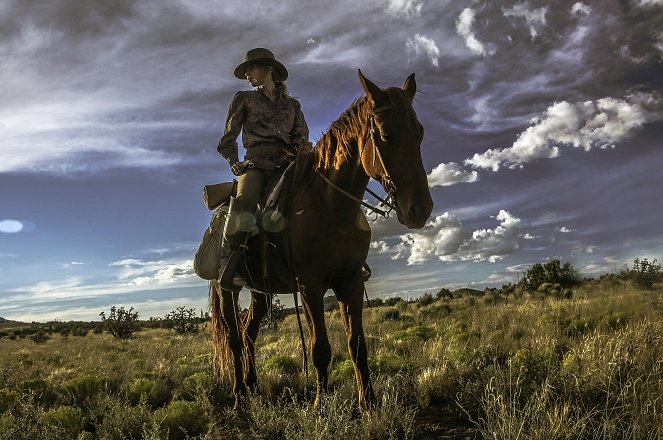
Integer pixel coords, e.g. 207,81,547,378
234,58,288,81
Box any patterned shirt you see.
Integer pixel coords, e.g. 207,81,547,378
217,89,311,165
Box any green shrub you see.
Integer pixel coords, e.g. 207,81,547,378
379,307,401,321
30,331,50,344
163,307,200,334
20,379,57,405
151,400,209,440
96,399,151,440
370,353,410,374
263,355,300,375
179,372,213,400
391,325,436,342
64,374,106,405
40,405,84,438
623,258,662,290
127,378,170,407
0,389,19,414
419,302,452,318
329,359,355,384
99,306,140,339
416,292,434,307
520,259,580,292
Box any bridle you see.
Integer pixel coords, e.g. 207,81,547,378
315,104,399,219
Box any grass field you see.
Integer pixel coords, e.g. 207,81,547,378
1,278,661,439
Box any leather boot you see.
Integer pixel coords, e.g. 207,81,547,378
218,197,247,292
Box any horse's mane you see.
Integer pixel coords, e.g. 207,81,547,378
313,96,371,170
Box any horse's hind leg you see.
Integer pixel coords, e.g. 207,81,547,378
218,287,246,409
334,278,376,409
300,285,332,407
242,290,269,392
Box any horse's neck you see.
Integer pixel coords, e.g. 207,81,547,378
317,136,371,212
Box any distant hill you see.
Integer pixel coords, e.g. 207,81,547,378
452,288,485,297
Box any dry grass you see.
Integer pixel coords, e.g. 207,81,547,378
0,279,661,439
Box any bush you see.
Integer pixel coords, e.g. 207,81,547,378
163,307,200,335
127,378,170,407
30,331,50,344
151,400,209,440
263,355,300,375
99,306,140,339
370,353,410,374
623,258,662,290
0,389,19,413
416,292,434,307
64,374,106,405
179,372,213,400
519,259,579,292
40,405,84,438
391,325,436,342
95,398,151,440
379,307,401,321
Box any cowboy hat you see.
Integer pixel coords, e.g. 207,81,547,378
233,48,288,81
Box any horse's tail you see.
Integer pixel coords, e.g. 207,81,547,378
209,281,233,383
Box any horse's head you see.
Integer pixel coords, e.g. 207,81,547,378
358,70,433,229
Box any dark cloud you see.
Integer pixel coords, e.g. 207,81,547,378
1,0,662,320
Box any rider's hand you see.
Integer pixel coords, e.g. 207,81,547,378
230,162,245,176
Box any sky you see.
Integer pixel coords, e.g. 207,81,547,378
1,0,662,322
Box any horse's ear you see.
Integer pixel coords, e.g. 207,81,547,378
358,69,386,106
403,73,416,102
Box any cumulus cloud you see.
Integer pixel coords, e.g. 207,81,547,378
502,2,547,39
465,93,659,171
406,33,440,67
571,2,591,16
0,220,24,233
395,210,522,264
427,162,479,187
456,8,488,56
110,258,195,284
382,0,423,17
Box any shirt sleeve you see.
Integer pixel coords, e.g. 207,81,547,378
216,92,245,165
289,99,312,153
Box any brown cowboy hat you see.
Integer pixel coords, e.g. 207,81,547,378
233,48,288,81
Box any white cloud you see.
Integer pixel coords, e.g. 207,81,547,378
427,162,479,187
370,240,392,254
571,2,591,16
635,0,663,6
382,0,423,17
456,8,488,56
0,220,24,233
559,226,572,233
465,93,658,171
406,33,440,67
109,258,195,284
397,210,522,264
522,233,539,240
502,2,548,39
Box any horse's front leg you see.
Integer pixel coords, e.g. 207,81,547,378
300,285,332,408
218,287,246,409
334,277,376,409
242,290,269,392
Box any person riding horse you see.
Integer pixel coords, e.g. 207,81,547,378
216,48,312,290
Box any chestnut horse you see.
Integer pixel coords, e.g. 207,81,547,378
209,70,433,409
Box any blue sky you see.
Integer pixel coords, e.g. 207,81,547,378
1,0,662,322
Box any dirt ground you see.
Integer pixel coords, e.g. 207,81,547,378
415,404,481,440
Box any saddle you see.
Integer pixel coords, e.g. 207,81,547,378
194,160,298,292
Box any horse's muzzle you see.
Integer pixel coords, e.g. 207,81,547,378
396,198,433,229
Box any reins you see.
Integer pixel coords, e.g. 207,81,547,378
313,104,398,219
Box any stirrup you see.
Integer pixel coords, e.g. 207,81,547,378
361,262,372,282
220,249,244,292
